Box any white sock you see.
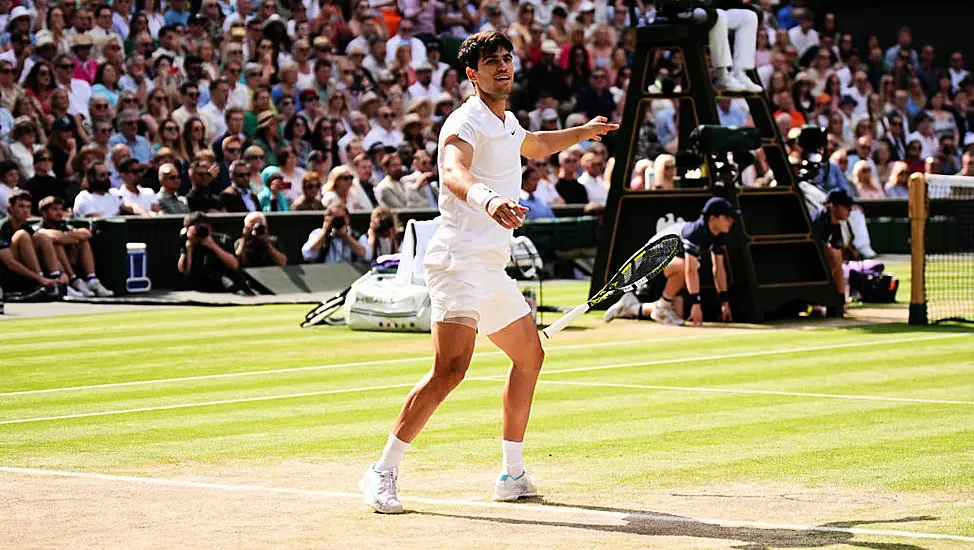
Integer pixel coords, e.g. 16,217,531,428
502,440,524,477
374,433,409,472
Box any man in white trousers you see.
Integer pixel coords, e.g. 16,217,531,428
710,7,763,93
360,30,618,514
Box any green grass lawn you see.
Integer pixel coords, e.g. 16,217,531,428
2,262,973,545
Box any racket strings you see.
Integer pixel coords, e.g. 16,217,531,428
613,235,681,288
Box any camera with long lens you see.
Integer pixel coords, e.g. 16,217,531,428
194,224,209,239
252,223,267,236
793,125,829,184
676,125,762,187
331,215,346,231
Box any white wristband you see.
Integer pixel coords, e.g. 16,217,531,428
466,183,500,212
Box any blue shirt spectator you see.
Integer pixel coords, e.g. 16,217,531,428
519,167,555,219
717,99,748,127
109,132,152,163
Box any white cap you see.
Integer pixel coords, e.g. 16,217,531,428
541,108,558,121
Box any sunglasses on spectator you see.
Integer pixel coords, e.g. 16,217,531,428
246,154,263,160
379,112,393,118
58,63,74,70
338,175,353,180
93,103,109,110
304,183,321,189
0,68,13,74
225,147,241,154
37,156,51,162
233,171,251,177
162,173,179,180
247,72,260,78
186,92,199,98
96,171,110,178
95,126,111,133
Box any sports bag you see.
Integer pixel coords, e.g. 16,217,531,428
344,270,432,332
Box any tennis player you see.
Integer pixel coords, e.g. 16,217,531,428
604,197,737,327
360,30,618,514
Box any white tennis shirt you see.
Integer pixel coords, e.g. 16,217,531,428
426,95,526,270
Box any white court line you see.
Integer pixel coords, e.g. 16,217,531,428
1,466,971,544
0,333,968,426
535,380,974,406
0,333,742,398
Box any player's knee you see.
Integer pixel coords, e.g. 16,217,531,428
431,357,468,393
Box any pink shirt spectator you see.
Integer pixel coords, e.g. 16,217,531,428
74,58,98,85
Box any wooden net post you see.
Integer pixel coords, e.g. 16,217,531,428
908,172,928,324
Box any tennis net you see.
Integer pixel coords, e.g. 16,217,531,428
909,173,974,324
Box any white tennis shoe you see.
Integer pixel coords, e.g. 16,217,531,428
359,466,404,514
603,292,640,322
493,471,539,502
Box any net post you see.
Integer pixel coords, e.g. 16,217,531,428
908,172,928,325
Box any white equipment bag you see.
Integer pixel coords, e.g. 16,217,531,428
344,270,432,332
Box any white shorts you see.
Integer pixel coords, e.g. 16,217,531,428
426,264,530,335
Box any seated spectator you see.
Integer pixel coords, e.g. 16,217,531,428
399,150,439,209
34,196,115,297
0,191,60,298
258,166,291,212
884,161,910,198
851,159,886,199
177,211,248,293
73,162,147,217
109,109,152,163
374,152,415,208
367,205,400,259
716,97,750,128
156,163,190,214
10,117,39,180
577,152,607,206
22,149,62,214
323,165,372,212
111,158,161,214
350,152,379,207
186,159,225,213
908,113,940,160
292,171,326,211
0,161,21,217
936,135,962,175
555,149,588,204
301,202,370,264
221,160,261,212
234,212,287,268
519,165,554,219
651,154,678,190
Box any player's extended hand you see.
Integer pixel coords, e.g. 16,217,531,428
720,302,733,323
487,197,528,229
689,303,704,327
581,116,620,142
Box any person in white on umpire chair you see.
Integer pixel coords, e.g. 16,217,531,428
360,30,618,514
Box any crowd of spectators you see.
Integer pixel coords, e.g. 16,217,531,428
0,0,972,297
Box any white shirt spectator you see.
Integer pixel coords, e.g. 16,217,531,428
112,185,158,212
112,12,130,38
908,131,939,160
199,102,228,143
788,26,819,57
118,74,154,96
9,141,34,179
228,83,250,109
577,171,607,205
534,176,561,205
385,35,427,69
949,67,970,93
362,126,403,151
73,190,122,217
407,81,441,103
62,79,93,120
842,85,871,118
0,182,17,217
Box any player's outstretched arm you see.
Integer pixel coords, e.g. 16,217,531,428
521,116,620,159
442,134,527,229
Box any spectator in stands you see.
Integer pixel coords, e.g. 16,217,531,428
34,195,115,297
936,135,962,175
399,149,438,209
375,152,414,208
109,109,152,163
577,151,608,206
22,149,59,215
577,68,616,120
367,205,400,259
363,106,404,152
73,162,144,217
177,211,248,293
884,161,910,198
112,158,160,214
234,211,287,268
884,113,908,161
156,163,190,214
186,159,225,213
10,117,38,179
851,159,885,199
716,97,749,127
909,112,940,160
519,165,554,220
292,171,325,211
221,159,260,213
788,9,819,57
651,154,678,190
257,167,291,212
301,202,370,264
555,149,587,204
949,52,969,93
884,26,918,70
0,191,59,298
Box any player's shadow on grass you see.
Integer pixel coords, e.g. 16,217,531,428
417,504,936,549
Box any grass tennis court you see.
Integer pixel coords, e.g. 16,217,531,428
2,259,973,548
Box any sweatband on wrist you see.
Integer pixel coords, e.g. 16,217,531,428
688,293,702,304
466,183,500,212
719,291,730,303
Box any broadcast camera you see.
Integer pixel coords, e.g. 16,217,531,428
676,125,762,187
792,125,830,184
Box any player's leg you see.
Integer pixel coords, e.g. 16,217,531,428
652,257,687,324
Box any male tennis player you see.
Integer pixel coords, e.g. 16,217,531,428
604,197,737,327
360,30,618,514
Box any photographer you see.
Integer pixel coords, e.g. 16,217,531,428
235,212,287,268
177,212,247,293
301,202,370,264
368,206,400,259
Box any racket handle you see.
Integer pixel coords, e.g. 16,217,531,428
542,302,590,339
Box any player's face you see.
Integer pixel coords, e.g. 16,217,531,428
471,47,514,98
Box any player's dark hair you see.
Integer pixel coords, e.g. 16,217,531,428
458,31,514,72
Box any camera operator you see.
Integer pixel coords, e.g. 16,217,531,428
235,212,287,268
301,202,370,264
368,205,400,259
177,211,248,293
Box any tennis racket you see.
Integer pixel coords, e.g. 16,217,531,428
542,234,681,339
